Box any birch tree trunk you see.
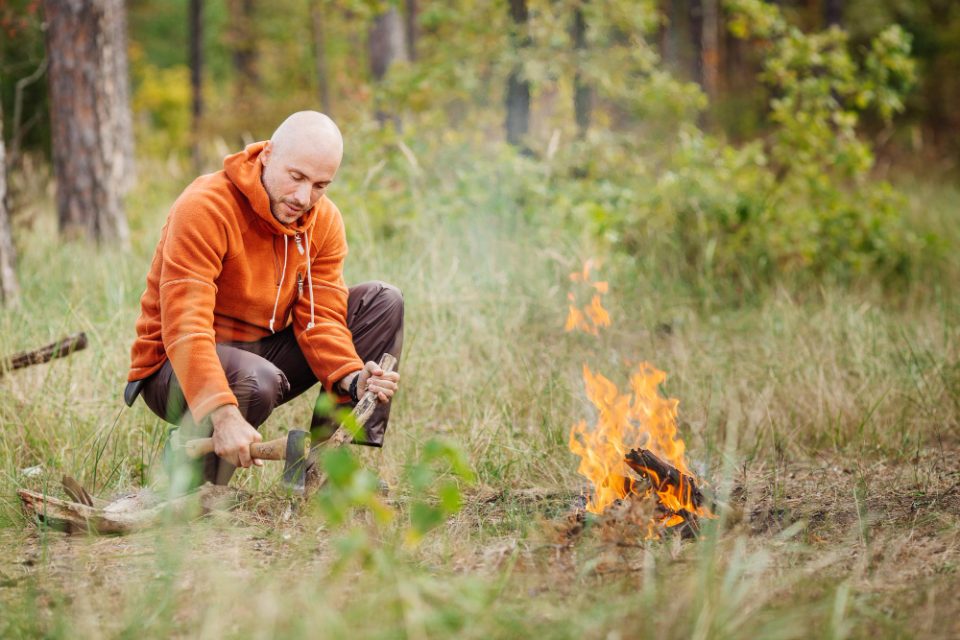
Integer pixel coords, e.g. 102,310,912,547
0,101,20,305
44,0,132,245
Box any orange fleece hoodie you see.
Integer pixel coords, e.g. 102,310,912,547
128,142,363,421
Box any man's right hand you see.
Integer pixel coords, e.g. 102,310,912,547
210,405,263,468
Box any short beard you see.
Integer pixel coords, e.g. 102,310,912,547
260,172,287,224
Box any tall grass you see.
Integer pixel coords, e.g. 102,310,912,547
1,138,958,637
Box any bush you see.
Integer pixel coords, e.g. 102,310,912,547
543,1,926,293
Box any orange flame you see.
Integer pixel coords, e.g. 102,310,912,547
569,362,710,527
565,260,611,335
565,259,707,531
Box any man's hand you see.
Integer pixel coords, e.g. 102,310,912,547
343,361,400,404
210,405,264,468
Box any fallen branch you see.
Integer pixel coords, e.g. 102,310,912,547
18,483,243,535
0,332,88,377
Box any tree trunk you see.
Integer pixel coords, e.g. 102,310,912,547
0,100,20,305
689,0,703,80
505,0,530,148
310,0,331,114
659,0,681,72
571,2,592,139
823,0,842,27
189,0,204,173
368,6,409,127
701,0,719,102
44,0,131,245
369,7,409,81
405,0,418,62
227,0,258,99
113,4,136,193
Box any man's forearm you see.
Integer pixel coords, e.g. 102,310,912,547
210,404,242,430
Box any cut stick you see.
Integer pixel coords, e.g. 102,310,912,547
304,352,397,497
0,332,88,377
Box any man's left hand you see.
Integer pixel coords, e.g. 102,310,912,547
356,360,400,404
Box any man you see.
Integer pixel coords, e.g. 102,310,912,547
125,111,402,486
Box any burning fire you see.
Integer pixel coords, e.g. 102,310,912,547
565,261,710,532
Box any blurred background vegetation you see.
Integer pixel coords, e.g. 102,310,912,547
1,0,958,299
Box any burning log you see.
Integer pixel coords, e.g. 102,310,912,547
0,332,88,377
625,448,704,509
625,448,705,536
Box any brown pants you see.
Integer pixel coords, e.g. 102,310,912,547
140,281,404,485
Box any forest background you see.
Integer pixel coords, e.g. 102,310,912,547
0,0,959,638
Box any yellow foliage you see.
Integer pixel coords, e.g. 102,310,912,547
131,61,191,154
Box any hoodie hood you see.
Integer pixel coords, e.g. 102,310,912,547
223,141,320,236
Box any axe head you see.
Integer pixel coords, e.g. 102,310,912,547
281,430,310,495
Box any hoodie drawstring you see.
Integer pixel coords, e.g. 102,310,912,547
305,227,316,330
269,235,289,333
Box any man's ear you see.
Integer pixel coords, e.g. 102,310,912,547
261,141,272,166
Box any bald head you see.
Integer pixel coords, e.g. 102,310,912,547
260,111,343,225
269,111,343,163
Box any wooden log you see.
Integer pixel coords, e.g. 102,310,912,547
624,448,704,510
18,484,241,535
303,353,397,497
623,449,706,538
0,332,88,377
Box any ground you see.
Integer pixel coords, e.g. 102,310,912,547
2,444,957,638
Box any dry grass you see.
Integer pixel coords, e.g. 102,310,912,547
0,153,959,638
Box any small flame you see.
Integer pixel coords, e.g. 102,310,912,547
565,261,611,335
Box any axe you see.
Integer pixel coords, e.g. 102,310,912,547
181,430,311,494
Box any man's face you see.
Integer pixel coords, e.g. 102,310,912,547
260,141,340,225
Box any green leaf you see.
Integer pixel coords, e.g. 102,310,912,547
438,481,463,513
321,448,360,487
409,502,445,537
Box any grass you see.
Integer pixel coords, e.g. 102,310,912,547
0,140,958,638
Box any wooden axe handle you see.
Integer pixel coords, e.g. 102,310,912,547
184,434,295,460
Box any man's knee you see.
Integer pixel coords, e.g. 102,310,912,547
350,280,404,321
233,362,290,426
375,281,404,318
